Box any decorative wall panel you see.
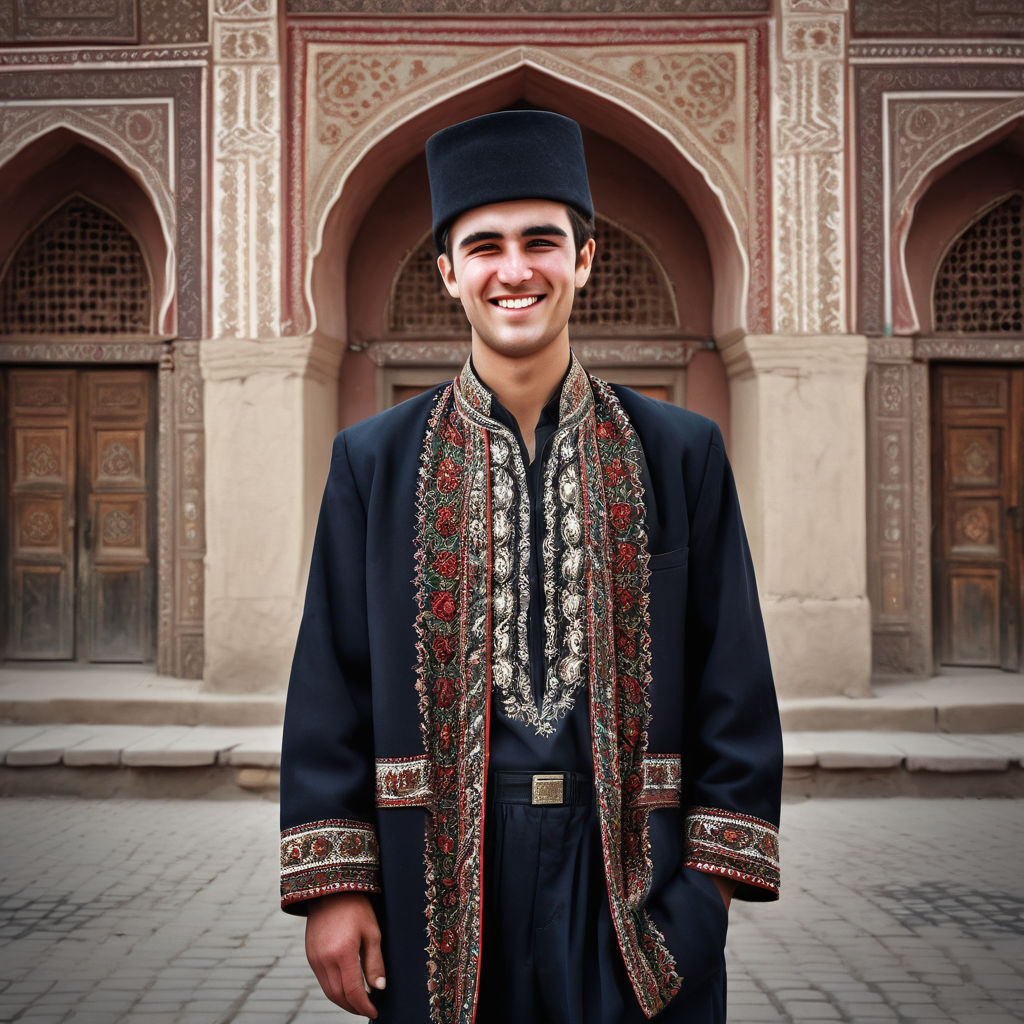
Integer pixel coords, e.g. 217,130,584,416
139,0,208,44
772,2,846,334
0,67,205,340
852,0,1024,38
854,62,1024,337
1,0,137,43
289,0,769,11
288,19,770,336
212,0,281,340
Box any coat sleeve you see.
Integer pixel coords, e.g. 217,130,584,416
681,424,782,902
279,431,380,913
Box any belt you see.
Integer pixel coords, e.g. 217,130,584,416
491,770,593,807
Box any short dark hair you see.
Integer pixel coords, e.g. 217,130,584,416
440,204,596,263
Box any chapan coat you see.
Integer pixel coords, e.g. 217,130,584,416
279,357,783,1024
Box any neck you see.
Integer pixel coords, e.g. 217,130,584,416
470,338,571,459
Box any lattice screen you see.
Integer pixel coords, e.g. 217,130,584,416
388,216,677,335
934,193,1023,334
0,198,152,335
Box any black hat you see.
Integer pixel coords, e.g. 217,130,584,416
426,110,593,252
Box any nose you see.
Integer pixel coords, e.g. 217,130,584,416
496,245,533,286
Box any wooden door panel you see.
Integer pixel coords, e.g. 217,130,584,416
10,372,74,416
11,565,73,658
15,427,71,487
13,496,68,557
91,566,149,661
93,430,145,489
947,427,1001,488
92,496,147,559
81,369,154,663
934,365,1022,670
949,498,1002,557
948,570,1001,666
6,369,76,659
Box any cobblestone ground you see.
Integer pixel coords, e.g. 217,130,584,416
0,797,1022,1023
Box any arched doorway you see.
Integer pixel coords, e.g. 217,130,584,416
328,111,729,433
0,135,170,665
927,192,1024,669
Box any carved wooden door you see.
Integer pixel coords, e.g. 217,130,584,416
933,366,1024,669
3,368,155,662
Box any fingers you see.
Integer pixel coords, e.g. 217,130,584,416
304,895,385,1019
362,922,387,995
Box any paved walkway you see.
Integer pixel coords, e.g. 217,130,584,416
0,797,1022,1023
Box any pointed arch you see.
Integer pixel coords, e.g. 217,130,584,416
903,115,1024,335
0,126,175,335
307,52,748,340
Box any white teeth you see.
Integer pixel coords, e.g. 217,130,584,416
496,296,539,309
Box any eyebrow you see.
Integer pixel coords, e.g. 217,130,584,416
457,223,569,249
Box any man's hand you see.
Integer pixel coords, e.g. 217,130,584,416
305,891,386,1019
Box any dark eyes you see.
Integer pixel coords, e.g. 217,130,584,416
467,239,559,255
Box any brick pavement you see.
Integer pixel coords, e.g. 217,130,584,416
0,797,1022,1023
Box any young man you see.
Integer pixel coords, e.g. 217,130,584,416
280,110,782,1024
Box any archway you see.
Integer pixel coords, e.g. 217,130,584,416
310,73,740,435
0,130,197,676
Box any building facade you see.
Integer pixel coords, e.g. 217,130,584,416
1,0,1022,700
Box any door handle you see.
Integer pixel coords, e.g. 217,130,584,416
1007,507,1024,532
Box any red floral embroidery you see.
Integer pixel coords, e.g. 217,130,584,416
430,591,456,622
615,541,638,573
441,415,464,448
616,628,638,659
604,457,627,486
437,458,461,494
432,635,456,664
435,505,459,537
596,419,619,440
434,676,458,709
609,502,633,533
434,552,459,579
623,716,642,748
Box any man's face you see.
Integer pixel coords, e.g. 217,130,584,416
437,199,595,362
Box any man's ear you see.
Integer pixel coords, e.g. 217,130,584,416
574,237,596,290
437,253,460,299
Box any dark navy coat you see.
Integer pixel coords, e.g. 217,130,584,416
280,379,783,1022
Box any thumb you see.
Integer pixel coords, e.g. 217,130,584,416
363,926,386,992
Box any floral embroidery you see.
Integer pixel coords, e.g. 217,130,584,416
413,358,681,1024
634,754,683,809
279,818,380,907
376,755,434,809
684,807,781,896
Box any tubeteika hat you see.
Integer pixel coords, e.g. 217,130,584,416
426,110,593,253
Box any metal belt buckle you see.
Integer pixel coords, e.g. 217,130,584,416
531,773,565,806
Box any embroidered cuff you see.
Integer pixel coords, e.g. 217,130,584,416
683,806,780,899
280,818,380,908
376,754,433,809
633,753,682,809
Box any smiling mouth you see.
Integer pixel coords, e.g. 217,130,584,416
492,296,542,309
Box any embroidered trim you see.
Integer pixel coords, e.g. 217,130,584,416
634,753,682,809
376,755,433,808
684,807,781,896
279,818,381,907
414,382,491,1024
587,378,681,1016
413,359,680,1023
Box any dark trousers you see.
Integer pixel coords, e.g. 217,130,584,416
476,771,727,1024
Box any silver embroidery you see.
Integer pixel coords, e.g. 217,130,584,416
452,354,601,736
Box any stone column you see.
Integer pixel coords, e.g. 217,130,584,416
722,334,871,698
721,1,870,698
203,0,339,692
